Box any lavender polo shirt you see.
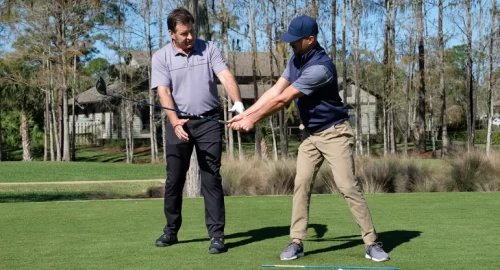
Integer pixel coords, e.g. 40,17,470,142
151,39,228,115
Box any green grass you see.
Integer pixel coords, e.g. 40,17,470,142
1,193,499,269
0,162,165,183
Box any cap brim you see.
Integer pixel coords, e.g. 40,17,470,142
280,32,301,43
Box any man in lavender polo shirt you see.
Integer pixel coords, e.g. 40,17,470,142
151,7,244,254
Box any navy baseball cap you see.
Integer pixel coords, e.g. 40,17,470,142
280,15,319,43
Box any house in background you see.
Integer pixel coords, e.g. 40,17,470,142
69,50,380,145
338,77,380,135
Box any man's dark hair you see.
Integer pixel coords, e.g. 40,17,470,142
167,7,195,32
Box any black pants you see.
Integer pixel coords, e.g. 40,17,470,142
163,108,225,238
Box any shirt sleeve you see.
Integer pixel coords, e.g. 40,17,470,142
209,42,229,74
281,65,290,80
151,51,171,89
292,65,333,96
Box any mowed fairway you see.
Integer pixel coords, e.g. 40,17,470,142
1,193,498,270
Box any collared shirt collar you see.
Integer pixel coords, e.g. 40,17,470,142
172,39,201,56
298,42,323,65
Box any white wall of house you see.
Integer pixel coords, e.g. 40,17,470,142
70,108,151,144
340,87,378,135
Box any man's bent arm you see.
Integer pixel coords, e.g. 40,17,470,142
157,85,180,125
217,69,242,103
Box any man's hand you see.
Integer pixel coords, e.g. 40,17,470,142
228,114,255,132
173,119,189,142
229,101,245,115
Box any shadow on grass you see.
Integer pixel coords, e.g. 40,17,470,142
178,224,327,247
306,230,422,255
0,192,148,203
179,226,420,255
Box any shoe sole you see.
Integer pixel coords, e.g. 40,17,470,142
280,252,304,261
156,244,175,247
365,254,389,262
155,241,178,247
208,248,226,254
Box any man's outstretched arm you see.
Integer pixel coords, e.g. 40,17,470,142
229,84,304,132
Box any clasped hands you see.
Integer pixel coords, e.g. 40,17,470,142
228,101,254,132
228,114,255,132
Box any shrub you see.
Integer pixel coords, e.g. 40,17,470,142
446,152,499,192
150,151,500,197
262,159,296,195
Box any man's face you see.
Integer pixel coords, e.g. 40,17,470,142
169,22,195,51
289,36,314,56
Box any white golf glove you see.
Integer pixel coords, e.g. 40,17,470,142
229,101,245,115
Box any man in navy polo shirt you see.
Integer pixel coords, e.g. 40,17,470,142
229,15,389,262
151,7,244,254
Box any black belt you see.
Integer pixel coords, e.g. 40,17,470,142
179,107,220,119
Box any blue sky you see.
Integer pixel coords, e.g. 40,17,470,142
2,0,492,65
92,0,485,65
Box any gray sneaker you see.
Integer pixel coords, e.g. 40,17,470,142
365,242,389,262
280,242,304,260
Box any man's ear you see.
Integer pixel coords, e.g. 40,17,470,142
168,29,175,40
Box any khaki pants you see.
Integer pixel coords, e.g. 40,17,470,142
290,121,377,243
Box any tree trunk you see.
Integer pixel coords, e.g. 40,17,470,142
366,98,371,156
184,0,210,197
185,0,210,40
331,0,336,62
44,90,49,161
142,0,159,163
238,131,243,161
423,4,434,158
352,0,362,155
341,0,348,109
439,0,449,157
54,6,70,162
474,0,484,148
279,0,289,159
63,85,70,161
221,0,234,160
0,98,3,161
270,117,278,161
465,0,474,152
417,0,426,153
162,112,167,163
264,0,277,161
249,2,261,159
158,0,163,47
390,0,397,154
57,87,63,161
486,1,496,155
185,150,201,197
47,92,57,161
52,89,61,161
311,0,318,19
71,55,77,161
21,101,33,161
159,1,166,162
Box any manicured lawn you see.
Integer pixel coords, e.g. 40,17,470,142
0,162,166,183
1,192,498,269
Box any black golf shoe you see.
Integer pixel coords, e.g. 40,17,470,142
208,237,226,254
155,234,178,247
